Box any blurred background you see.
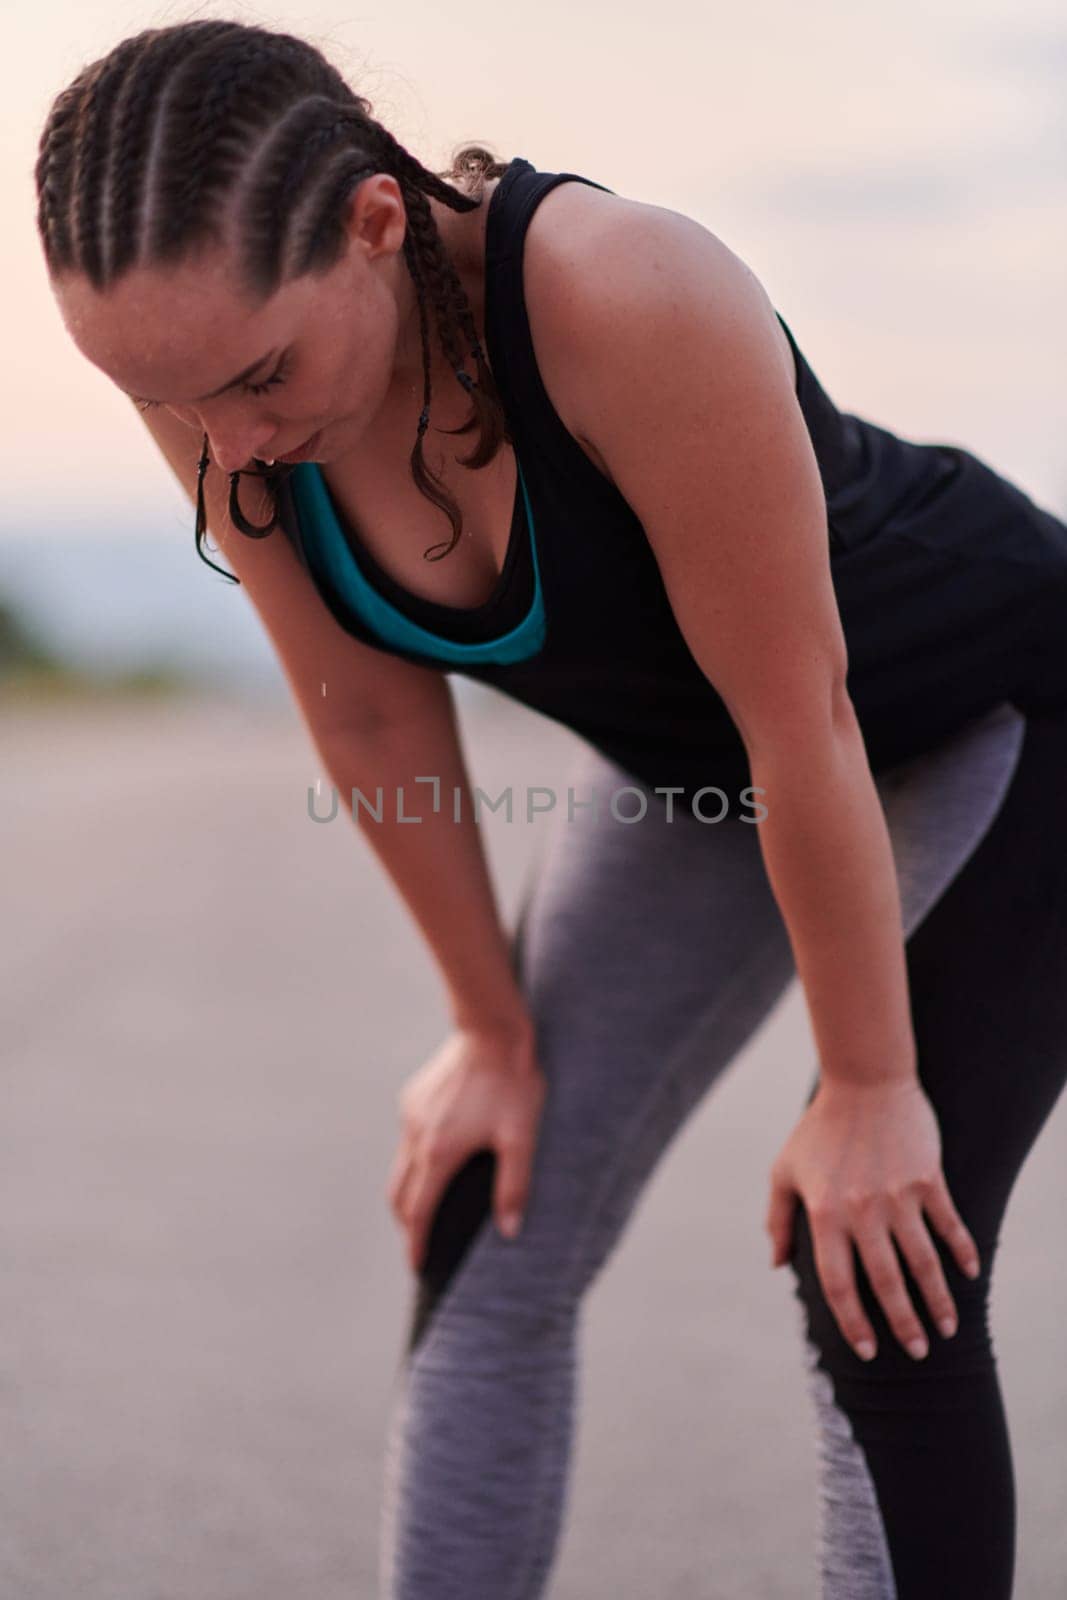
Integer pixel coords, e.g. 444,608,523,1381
3,2,1065,1596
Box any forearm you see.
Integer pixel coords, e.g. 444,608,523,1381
315,699,531,1039
750,696,916,1086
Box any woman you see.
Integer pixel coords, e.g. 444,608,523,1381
36,18,1067,1599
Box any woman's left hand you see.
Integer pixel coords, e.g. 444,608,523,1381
765,1075,982,1361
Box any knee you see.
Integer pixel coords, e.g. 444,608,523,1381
405,1150,495,1355
407,1149,583,1358
784,1197,998,1383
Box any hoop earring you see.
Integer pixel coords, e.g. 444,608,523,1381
227,465,278,539
192,432,237,580
193,431,277,539
195,432,211,545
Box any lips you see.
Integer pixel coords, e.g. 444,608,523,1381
262,428,323,466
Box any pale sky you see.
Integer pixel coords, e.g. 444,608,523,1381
3,0,1065,538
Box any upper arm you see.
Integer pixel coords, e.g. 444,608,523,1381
528,198,850,761
130,402,451,741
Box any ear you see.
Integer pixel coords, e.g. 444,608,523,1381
343,170,408,264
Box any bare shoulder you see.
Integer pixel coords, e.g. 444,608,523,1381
519,178,796,474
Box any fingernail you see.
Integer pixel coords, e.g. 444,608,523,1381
500,1212,522,1239
907,1337,929,1360
855,1339,877,1361
938,1316,957,1339
965,1258,981,1279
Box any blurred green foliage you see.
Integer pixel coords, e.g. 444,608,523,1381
0,593,189,701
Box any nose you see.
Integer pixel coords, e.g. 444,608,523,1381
206,426,278,476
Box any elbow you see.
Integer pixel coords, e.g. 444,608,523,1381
736,659,855,771
829,663,857,735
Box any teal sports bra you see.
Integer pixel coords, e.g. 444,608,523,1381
285,451,545,667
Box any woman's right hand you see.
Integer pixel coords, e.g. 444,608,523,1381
386,1014,547,1273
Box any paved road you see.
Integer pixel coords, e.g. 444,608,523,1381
3,689,1065,1598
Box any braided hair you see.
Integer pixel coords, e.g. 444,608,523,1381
35,19,512,584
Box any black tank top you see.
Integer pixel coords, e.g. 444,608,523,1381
276,156,1067,810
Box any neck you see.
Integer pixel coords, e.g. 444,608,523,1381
388,190,490,395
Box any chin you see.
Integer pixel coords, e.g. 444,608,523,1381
312,415,362,461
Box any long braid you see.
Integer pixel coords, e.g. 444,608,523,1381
400,223,473,562
401,178,506,443
360,119,510,536
34,20,512,581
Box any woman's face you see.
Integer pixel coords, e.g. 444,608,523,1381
52,173,441,475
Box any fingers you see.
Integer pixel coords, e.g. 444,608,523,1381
922,1170,982,1281
400,1149,453,1274
810,1219,881,1362
385,1121,434,1273
764,1171,797,1268
386,1039,547,1272
493,1129,533,1240
384,1135,413,1217
886,1203,958,1341
388,1128,536,1272
850,1224,931,1360
385,1150,418,1266
811,1180,982,1362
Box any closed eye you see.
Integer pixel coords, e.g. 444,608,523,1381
133,350,292,412
243,351,292,396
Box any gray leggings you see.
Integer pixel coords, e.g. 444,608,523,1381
379,700,1067,1598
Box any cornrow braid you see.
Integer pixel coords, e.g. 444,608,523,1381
69,43,142,288
105,26,235,282
35,79,84,270
34,18,514,583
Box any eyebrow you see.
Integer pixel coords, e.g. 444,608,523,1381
129,347,279,405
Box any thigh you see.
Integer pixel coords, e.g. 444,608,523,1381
787,698,1064,1354
902,705,1067,1242
515,744,800,1272
797,699,1060,1226
409,741,797,1344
